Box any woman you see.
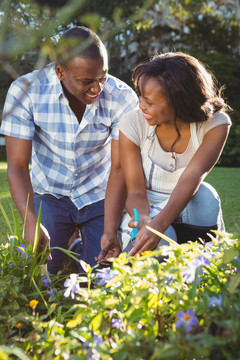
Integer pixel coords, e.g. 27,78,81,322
118,52,231,255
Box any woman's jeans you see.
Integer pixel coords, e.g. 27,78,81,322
119,181,224,251
161,182,224,243
34,194,104,275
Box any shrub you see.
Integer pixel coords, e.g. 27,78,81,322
0,227,240,359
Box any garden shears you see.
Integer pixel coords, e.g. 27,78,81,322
124,208,139,255
131,208,139,241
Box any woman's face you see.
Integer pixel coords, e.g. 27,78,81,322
138,76,175,126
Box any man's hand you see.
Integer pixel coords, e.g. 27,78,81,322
96,232,121,266
24,220,51,260
38,224,51,258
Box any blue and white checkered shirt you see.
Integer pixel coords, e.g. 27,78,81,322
1,63,138,209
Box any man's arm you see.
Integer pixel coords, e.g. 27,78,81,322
6,136,49,253
96,139,125,263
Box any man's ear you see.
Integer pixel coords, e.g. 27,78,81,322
55,65,65,81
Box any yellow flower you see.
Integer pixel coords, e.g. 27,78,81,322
17,322,22,328
141,251,152,256
29,299,39,308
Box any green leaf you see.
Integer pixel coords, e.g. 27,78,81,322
148,293,158,308
9,235,17,259
125,307,145,321
222,246,239,264
130,288,149,306
150,344,179,359
229,272,240,293
0,346,32,360
103,298,119,307
0,202,13,234
31,277,48,309
22,193,30,240
67,313,83,328
10,203,20,240
145,225,180,249
33,201,42,254
90,313,103,332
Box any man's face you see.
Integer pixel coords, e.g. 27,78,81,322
56,55,108,105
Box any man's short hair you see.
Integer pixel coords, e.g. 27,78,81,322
56,26,105,65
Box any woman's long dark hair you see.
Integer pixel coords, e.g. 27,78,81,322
132,52,230,152
132,52,230,124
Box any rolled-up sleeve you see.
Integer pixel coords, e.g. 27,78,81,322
0,81,35,140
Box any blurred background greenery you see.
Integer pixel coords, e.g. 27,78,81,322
0,0,240,241
0,0,240,166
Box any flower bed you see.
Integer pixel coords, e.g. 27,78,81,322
0,231,240,359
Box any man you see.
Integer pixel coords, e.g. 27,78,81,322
1,26,138,274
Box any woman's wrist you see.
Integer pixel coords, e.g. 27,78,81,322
148,216,168,235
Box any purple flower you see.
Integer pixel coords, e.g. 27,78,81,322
64,273,80,299
165,276,175,285
92,335,103,346
193,255,211,267
16,243,28,258
47,287,54,296
175,309,199,332
84,335,103,348
209,295,222,308
9,262,14,266
182,255,211,283
84,335,103,360
42,276,50,287
111,318,123,329
96,267,119,286
87,351,100,360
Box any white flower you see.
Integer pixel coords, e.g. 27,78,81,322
63,274,80,299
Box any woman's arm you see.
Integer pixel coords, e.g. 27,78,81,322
119,131,151,227
130,123,230,255
97,139,126,262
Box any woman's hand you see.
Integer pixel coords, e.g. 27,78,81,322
128,213,151,231
129,224,160,256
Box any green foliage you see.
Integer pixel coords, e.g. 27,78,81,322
185,49,240,167
0,222,240,359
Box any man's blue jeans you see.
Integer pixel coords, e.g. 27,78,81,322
34,194,104,275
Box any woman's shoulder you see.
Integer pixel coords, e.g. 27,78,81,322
197,111,232,135
120,108,150,145
120,108,143,123
212,111,232,125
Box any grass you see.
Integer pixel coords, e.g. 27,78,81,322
0,162,22,242
0,162,239,243
205,167,240,233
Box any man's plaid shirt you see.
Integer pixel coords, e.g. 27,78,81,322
1,63,138,209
